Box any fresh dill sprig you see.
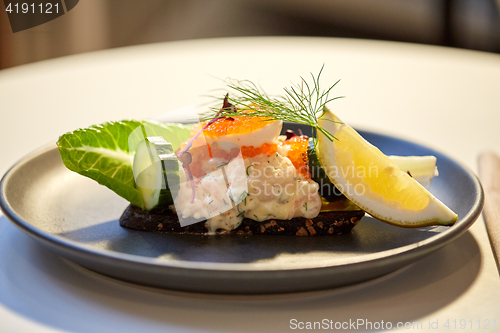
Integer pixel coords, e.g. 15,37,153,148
205,65,343,142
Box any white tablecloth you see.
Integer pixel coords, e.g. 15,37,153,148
0,37,499,332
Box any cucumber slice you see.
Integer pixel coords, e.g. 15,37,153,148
307,141,345,202
133,136,180,211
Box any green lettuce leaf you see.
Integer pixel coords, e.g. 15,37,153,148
57,120,192,209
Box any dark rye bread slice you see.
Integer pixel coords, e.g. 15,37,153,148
120,205,365,236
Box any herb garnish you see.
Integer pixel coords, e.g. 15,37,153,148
206,65,343,143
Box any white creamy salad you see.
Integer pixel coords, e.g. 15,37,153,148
174,120,322,232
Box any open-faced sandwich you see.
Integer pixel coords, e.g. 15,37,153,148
57,70,458,236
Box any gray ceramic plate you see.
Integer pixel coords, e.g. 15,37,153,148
0,129,483,294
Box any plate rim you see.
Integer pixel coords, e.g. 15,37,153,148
0,129,484,273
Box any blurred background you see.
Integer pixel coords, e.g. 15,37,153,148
0,0,499,70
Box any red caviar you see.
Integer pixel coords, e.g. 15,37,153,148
241,143,277,158
203,115,273,137
281,136,310,178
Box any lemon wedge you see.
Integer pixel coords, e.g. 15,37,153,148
317,109,458,227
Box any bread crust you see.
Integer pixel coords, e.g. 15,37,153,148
119,205,364,236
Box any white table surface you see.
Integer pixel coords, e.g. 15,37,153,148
0,37,499,333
